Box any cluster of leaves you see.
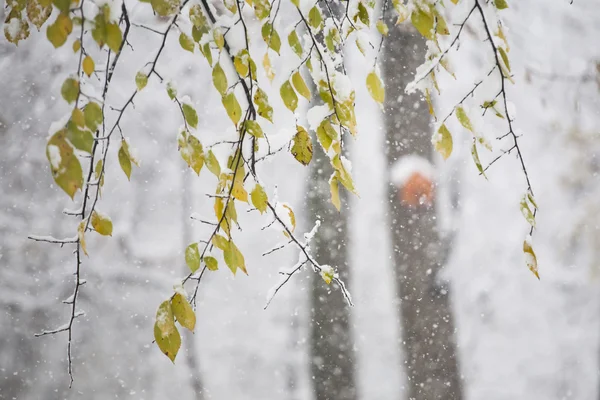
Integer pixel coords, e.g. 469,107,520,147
6,0,537,377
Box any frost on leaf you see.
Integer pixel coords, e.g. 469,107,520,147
291,126,313,166
433,124,453,160
320,265,335,285
46,129,83,199
91,211,113,236
185,242,200,273
171,293,196,332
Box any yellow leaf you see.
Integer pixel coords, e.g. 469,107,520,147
82,55,94,77
185,242,200,273
330,176,341,211
523,238,539,279
456,106,473,132
78,220,87,256
433,124,453,160
280,80,298,112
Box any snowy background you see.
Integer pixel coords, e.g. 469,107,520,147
2,0,600,399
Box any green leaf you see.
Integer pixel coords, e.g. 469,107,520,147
135,71,148,91
495,0,508,9
366,71,385,104
91,210,113,236
185,242,200,273
253,0,269,19
456,106,473,132
261,22,281,54
309,6,323,30
61,77,79,104
212,63,228,95
244,120,264,138
222,93,242,126
167,81,177,100
291,126,312,166
179,32,195,52
46,129,83,199
433,124,453,160
280,81,298,113
411,8,434,40
292,71,311,100
288,30,303,58
84,101,103,132
204,256,218,271
182,103,198,129
356,2,369,26
254,88,273,122
205,149,221,177
171,293,196,331
498,47,511,72
154,300,180,362
250,184,268,213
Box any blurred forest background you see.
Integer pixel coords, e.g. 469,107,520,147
2,0,600,399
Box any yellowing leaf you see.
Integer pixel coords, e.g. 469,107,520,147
244,120,264,138
495,0,508,9
212,63,228,95
178,131,204,175
456,106,473,132
366,71,385,104
232,179,248,203
135,71,148,91
222,93,242,126
27,0,52,30
90,210,112,236
223,240,246,275
250,184,268,213
320,265,335,285
204,256,218,271
205,149,221,177
291,126,312,166
171,293,196,332
185,242,200,273
84,101,102,132
179,32,195,52
520,195,536,227
411,8,434,40
288,30,303,58
46,14,72,48
330,176,341,211
72,39,81,52
78,220,87,256
61,77,79,104
309,6,323,30
523,238,539,279
376,20,389,36
471,141,486,179
105,22,122,53
154,300,180,362
151,0,180,16
254,87,273,122
263,52,275,82
46,129,84,199
292,71,311,100
433,124,453,160
182,103,199,129
261,22,281,54
118,141,132,180
280,80,298,112
82,55,94,77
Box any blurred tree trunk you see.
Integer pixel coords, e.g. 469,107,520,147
307,140,357,400
382,23,463,399
181,170,205,400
